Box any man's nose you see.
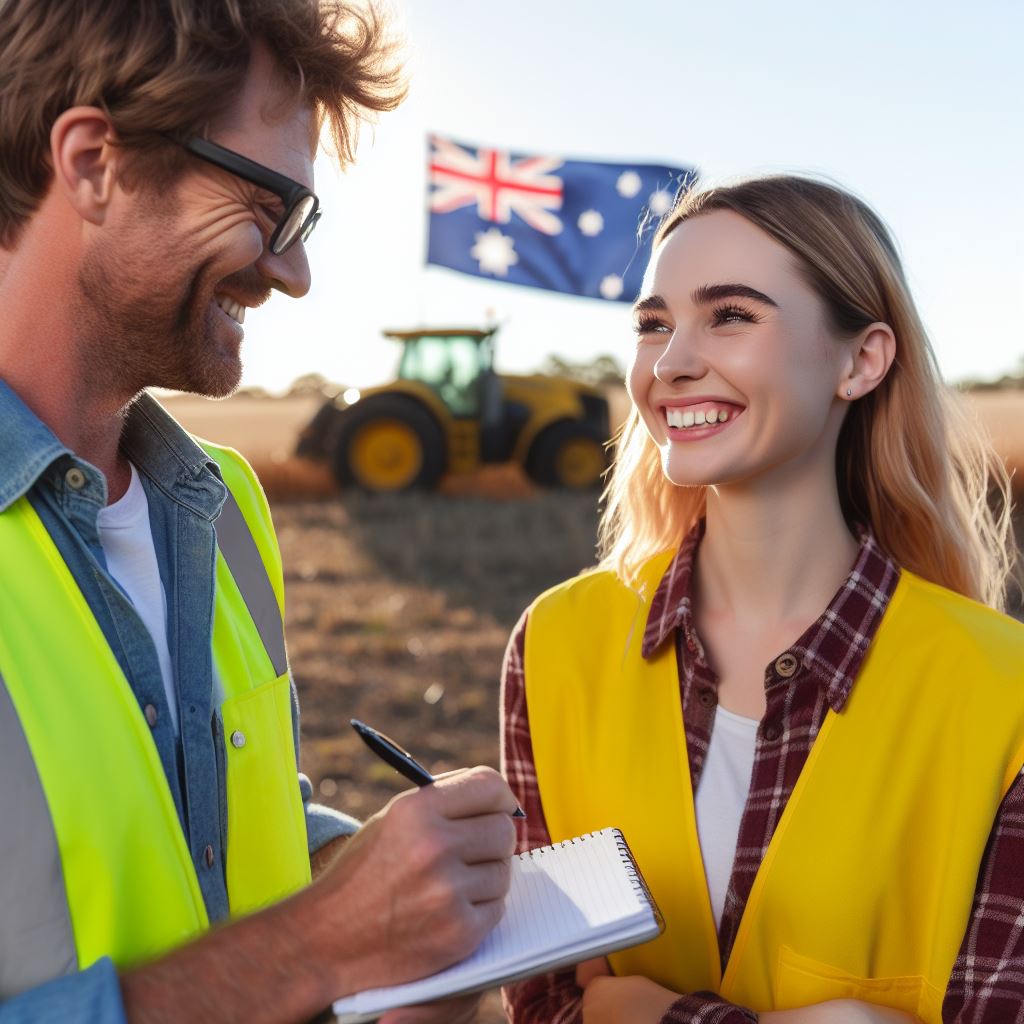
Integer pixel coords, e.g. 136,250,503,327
255,241,311,298
654,325,707,384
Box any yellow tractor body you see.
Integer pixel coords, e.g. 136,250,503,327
297,327,612,493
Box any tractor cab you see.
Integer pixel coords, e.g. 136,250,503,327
388,328,500,422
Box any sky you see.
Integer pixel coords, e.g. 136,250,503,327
237,0,1024,394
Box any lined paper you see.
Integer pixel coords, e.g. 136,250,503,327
333,827,661,1022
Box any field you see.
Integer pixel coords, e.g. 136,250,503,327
163,387,1022,1022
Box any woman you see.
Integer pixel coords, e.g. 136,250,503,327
500,176,1023,1024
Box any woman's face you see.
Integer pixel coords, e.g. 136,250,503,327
628,208,853,491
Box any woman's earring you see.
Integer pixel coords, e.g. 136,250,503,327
846,387,853,397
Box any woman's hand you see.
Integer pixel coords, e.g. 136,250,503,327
761,1000,921,1023
379,991,480,1024
577,958,679,1023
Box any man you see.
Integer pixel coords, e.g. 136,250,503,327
0,1,517,1021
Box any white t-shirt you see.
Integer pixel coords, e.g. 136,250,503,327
96,463,179,734
693,704,759,928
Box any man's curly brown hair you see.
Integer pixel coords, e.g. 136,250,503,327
0,0,407,247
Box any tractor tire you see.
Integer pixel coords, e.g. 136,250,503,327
331,396,446,493
525,420,609,490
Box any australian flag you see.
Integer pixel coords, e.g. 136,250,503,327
426,134,697,303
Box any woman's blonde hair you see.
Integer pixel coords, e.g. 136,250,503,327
598,175,1018,611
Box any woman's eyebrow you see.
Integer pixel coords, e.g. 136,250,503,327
692,283,778,307
632,295,669,317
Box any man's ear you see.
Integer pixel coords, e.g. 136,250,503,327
49,107,120,226
838,322,896,402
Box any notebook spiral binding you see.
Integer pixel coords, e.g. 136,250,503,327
520,828,661,923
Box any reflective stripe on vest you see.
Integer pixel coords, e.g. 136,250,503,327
525,558,1024,1022
0,443,309,999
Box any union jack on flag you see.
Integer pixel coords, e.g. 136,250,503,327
425,134,697,303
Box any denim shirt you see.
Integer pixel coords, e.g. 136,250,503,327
0,381,357,1023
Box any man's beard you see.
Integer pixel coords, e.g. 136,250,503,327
75,230,265,400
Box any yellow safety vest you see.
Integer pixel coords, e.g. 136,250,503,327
0,443,310,985
525,551,1024,1021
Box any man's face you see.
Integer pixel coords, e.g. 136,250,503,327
76,43,315,398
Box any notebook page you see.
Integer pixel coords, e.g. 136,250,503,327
333,828,653,1017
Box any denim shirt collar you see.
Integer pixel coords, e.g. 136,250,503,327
0,379,71,513
0,378,226,519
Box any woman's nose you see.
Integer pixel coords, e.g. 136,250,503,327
654,326,707,384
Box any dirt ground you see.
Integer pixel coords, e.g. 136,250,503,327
162,388,1022,1023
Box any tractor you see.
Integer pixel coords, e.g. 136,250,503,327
296,327,612,493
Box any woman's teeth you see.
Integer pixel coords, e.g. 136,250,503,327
665,406,734,429
215,295,246,324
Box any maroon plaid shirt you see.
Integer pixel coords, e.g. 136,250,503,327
500,525,1024,1023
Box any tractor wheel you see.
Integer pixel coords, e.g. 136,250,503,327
332,396,445,493
525,421,609,489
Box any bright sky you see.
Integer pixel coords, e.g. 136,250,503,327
239,0,1024,393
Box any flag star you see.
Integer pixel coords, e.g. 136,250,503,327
649,189,674,216
470,228,519,277
578,210,604,237
617,171,642,198
599,275,624,300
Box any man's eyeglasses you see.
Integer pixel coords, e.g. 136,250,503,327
172,136,321,255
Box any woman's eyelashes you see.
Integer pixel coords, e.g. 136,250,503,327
709,303,762,327
633,303,763,338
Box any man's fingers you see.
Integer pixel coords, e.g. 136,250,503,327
431,766,519,819
446,812,517,864
462,857,513,905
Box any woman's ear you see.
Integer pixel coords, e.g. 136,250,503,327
840,322,896,401
49,107,119,226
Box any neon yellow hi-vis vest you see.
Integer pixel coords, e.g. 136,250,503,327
525,551,1024,1022
0,443,310,993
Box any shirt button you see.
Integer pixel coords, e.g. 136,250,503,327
65,467,86,490
764,722,782,742
698,687,717,709
774,653,799,678
203,845,215,869
230,730,246,749
144,704,158,727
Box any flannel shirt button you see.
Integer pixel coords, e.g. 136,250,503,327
65,467,86,490
774,653,799,678
764,722,782,742
203,844,215,869
698,687,717,709
143,704,158,727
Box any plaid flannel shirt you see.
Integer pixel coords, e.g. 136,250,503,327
500,525,1024,1023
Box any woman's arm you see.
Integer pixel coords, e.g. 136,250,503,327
942,768,1024,1021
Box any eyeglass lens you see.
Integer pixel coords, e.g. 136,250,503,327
274,194,319,254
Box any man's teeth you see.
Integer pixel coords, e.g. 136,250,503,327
215,296,246,324
665,406,734,429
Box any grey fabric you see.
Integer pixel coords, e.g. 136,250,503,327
0,678,77,999
213,490,288,677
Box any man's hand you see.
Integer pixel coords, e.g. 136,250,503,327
312,766,518,996
761,1001,921,1023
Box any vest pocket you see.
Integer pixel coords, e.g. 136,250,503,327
774,945,943,1022
220,673,311,915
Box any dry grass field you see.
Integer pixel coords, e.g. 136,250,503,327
162,386,1021,1022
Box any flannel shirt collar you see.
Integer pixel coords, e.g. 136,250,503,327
641,519,900,712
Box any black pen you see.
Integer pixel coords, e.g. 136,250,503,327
350,718,526,818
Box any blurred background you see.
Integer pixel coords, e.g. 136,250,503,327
165,3,1023,1018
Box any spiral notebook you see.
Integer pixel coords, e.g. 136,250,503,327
332,827,663,1023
